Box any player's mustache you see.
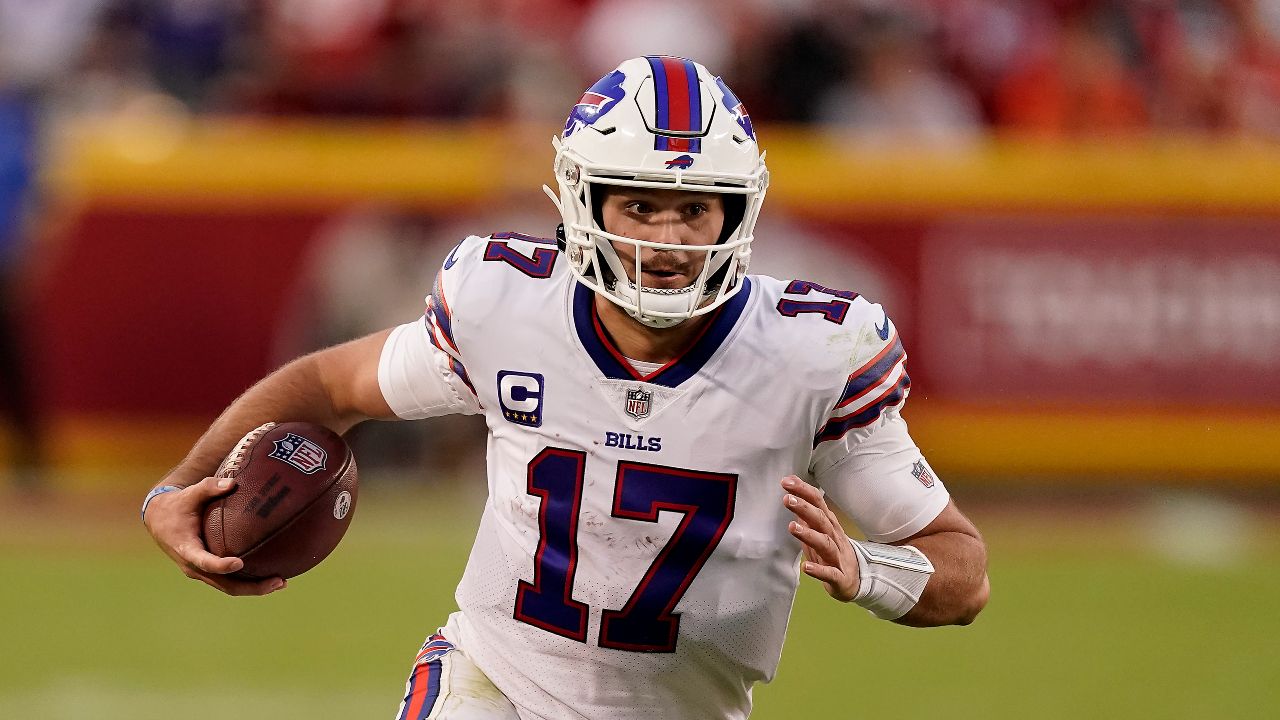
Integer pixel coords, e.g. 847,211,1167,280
629,252,693,275
641,261,691,274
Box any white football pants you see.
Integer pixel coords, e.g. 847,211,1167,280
394,630,520,720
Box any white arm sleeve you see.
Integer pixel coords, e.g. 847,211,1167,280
377,320,482,420
811,411,949,543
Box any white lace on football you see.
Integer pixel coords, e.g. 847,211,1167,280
216,422,277,478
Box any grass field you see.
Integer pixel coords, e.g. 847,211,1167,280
2,480,1278,719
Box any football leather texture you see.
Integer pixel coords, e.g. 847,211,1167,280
203,421,358,580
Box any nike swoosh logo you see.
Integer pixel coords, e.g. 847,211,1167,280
875,313,890,341
443,241,464,269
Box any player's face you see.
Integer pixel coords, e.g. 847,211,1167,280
599,188,726,290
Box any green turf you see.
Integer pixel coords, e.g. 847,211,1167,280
2,486,1277,719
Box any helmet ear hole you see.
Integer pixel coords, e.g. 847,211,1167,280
718,193,746,244
589,183,609,233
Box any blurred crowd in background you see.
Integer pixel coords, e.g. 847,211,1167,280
2,0,1279,138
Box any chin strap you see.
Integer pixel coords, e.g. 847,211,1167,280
624,286,695,329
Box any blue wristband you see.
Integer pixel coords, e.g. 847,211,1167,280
141,485,183,523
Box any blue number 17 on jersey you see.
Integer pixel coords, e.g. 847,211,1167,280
513,447,737,653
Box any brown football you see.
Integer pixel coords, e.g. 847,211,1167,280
203,421,358,580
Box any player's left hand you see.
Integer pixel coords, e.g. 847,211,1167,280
781,475,860,602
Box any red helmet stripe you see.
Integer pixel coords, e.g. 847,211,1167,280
660,56,692,132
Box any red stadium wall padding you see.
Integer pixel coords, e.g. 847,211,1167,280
34,207,330,416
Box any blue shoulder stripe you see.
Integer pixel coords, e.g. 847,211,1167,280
834,333,905,409
449,357,475,395
428,272,459,353
814,374,911,447
421,308,475,396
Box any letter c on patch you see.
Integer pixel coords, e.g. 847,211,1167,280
497,371,544,427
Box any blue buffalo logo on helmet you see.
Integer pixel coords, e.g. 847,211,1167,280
664,154,695,169
715,76,755,140
564,69,627,137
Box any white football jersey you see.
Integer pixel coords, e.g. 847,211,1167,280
378,232,949,720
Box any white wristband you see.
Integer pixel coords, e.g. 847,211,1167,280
849,539,935,620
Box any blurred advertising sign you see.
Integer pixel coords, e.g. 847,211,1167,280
917,216,1280,407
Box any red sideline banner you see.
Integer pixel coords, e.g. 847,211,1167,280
916,216,1280,407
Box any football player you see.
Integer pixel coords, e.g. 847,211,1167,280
144,56,989,719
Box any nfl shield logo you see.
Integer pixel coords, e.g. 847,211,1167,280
911,460,935,488
269,432,328,474
624,388,652,419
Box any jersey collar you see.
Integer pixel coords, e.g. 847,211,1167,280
572,278,753,388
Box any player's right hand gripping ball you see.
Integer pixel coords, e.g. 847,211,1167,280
203,421,358,580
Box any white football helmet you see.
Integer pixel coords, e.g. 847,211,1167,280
544,56,769,328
